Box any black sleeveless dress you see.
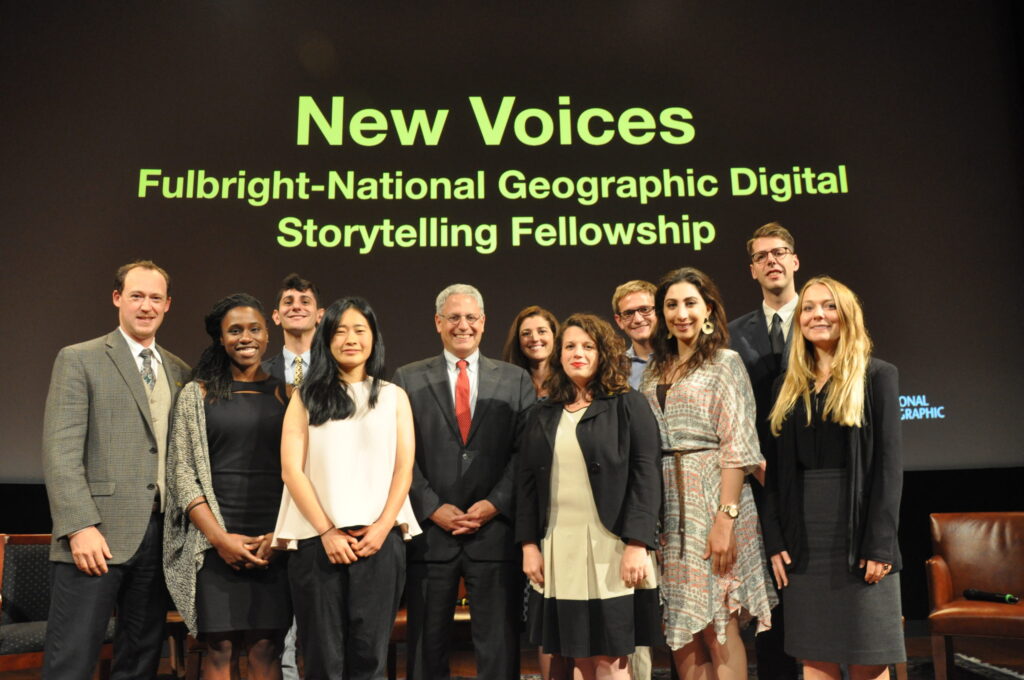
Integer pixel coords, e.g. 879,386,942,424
195,378,292,633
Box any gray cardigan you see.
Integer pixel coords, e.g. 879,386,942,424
162,381,227,635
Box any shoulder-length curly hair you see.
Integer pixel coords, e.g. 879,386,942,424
648,267,730,380
501,305,559,370
543,313,630,404
192,293,266,402
769,276,872,434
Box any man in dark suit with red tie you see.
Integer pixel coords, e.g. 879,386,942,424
728,222,801,680
393,283,535,680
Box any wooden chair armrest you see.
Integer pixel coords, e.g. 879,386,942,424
926,555,953,610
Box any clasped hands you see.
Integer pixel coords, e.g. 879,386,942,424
320,521,391,564
430,500,497,536
213,531,274,571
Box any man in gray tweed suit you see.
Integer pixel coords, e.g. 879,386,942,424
42,260,190,679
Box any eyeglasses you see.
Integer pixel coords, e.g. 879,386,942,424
617,306,655,320
751,247,793,265
442,313,482,325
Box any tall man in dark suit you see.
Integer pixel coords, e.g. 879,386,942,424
42,260,190,679
728,222,801,680
393,283,535,680
262,273,324,386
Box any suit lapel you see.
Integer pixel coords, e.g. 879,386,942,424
537,404,562,459
467,356,499,443
746,312,772,359
158,343,186,399
782,321,793,371
426,355,462,442
577,397,610,423
106,330,155,435
264,354,285,383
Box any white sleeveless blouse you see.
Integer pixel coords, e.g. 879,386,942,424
273,380,422,548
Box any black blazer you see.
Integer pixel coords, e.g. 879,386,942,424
761,358,903,572
728,308,792,450
393,354,535,562
515,390,662,550
261,353,286,383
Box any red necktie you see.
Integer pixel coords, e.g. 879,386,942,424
455,359,471,444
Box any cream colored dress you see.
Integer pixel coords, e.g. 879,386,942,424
532,407,659,658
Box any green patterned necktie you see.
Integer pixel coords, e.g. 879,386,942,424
140,348,155,391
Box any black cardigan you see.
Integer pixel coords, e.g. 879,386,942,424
761,358,903,572
515,390,662,550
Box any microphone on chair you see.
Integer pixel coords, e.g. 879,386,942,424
963,588,1020,604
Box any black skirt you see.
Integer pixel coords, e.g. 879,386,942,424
784,469,906,665
195,550,292,634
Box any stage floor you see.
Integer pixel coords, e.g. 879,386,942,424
1,629,1020,679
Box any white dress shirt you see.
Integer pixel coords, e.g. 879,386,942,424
443,349,479,416
119,327,163,380
762,296,798,341
281,347,312,385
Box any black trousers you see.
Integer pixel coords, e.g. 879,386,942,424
43,512,168,680
406,553,520,680
290,529,405,680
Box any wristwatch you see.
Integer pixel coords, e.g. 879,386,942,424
718,503,739,519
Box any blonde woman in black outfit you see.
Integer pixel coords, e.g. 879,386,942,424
763,277,905,680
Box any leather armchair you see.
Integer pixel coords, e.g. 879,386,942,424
0,533,112,675
926,512,1024,680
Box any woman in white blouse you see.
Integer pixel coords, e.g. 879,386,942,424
274,297,420,680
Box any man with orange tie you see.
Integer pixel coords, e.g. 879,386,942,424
393,283,535,680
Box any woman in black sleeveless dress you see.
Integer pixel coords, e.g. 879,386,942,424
165,294,291,680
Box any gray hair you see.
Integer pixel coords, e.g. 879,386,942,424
435,283,485,315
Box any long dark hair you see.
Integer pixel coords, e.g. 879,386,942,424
501,305,559,370
192,293,266,401
543,313,630,404
302,296,386,426
649,267,730,379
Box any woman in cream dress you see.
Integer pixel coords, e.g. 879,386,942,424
517,313,662,680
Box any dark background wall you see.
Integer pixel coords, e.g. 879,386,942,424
2,1,1023,481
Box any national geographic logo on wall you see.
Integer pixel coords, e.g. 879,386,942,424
900,395,945,421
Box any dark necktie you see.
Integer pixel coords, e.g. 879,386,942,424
455,359,471,444
140,348,155,391
770,313,785,362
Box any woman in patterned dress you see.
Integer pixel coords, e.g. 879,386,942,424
641,267,776,679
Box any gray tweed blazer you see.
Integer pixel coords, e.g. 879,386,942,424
42,329,190,563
